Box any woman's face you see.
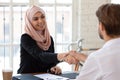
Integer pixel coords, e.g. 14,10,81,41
31,12,46,31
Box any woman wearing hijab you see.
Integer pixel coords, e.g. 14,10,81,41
17,5,75,74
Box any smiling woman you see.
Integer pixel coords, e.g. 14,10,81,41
17,5,72,74
31,12,46,31
0,0,72,77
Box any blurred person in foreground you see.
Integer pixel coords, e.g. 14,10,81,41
65,3,120,80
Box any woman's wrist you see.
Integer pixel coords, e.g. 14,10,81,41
57,53,63,61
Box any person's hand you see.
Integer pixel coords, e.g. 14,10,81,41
57,53,69,61
50,66,61,75
69,51,87,62
64,51,79,64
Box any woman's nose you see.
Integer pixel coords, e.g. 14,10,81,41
38,18,43,22
38,20,44,25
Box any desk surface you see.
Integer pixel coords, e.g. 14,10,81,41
12,71,79,80
33,71,79,79
60,72,79,79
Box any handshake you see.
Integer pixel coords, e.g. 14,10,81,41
57,50,87,64
50,51,87,74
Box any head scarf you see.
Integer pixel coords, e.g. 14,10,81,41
24,5,51,50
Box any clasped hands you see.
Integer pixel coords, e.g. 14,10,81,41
57,50,87,64
50,51,87,75
50,51,79,75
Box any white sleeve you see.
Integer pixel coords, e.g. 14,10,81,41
75,56,102,80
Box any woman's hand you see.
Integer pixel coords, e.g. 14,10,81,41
57,53,69,61
64,54,79,64
50,66,61,75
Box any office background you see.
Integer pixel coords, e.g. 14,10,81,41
0,0,119,79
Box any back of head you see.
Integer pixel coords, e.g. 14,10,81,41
96,3,120,38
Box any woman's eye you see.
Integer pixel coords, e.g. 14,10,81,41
41,15,45,19
32,15,45,21
33,17,38,21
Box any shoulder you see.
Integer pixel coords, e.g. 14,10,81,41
50,36,53,39
21,33,34,41
50,36,54,42
21,33,30,37
21,33,32,39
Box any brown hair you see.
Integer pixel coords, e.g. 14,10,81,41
96,3,120,37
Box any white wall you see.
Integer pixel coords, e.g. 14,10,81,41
77,0,111,53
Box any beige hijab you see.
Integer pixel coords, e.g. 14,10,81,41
24,5,51,50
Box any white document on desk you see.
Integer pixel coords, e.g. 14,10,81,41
34,73,69,80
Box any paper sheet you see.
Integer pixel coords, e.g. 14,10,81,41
35,73,69,80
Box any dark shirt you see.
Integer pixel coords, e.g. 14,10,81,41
17,34,59,74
